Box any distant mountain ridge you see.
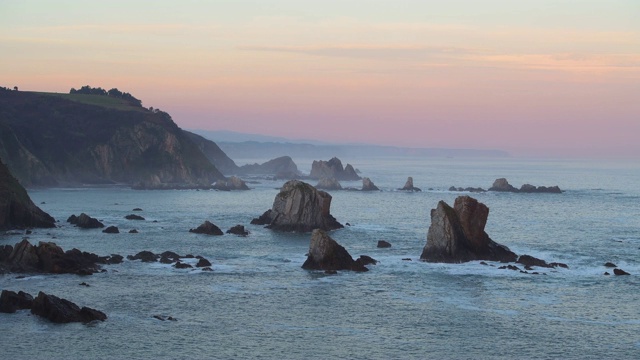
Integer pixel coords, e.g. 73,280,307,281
191,129,509,160
0,89,225,188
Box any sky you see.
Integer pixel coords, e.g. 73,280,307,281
1,0,639,158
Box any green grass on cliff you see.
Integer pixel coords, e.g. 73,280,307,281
34,92,148,113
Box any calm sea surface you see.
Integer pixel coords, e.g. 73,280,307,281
1,157,639,359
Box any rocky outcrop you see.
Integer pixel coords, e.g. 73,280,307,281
31,291,107,323
0,159,55,230
251,180,343,232
488,178,561,193
189,221,223,235
238,156,302,179
399,177,421,192
102,226,119,234
301,229,369,272
448,186,486,193
309,157,361,181
212,176,249,191
0,290,34,313
361,178,379,191
420,196,518,263
68,213,104,228
316,177,342,191
226,225,249,236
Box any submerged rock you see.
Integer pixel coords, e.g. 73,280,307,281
361,177,380,191
189,221,223,235
251,180,343,232
399,177,421,192
302,229,368,272
420,196,517,263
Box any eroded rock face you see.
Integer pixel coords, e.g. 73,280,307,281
420,196,517,263
0,159,56,230
301,229,368,272
252,180,343,232
316,177,342,191
309,157,361,181
361,178,379,191
400,177,421,192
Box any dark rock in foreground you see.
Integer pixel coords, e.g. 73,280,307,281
377,240,392,248
226,225,249,236
189,220,223,235
0,290,34,313
302,229,368,272
0,159,56,230
421,196,518,263
31,291,107,323
400,177,421,192
361,177,380,191
251,180,343,232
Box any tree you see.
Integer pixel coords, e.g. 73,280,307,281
13,86,18,91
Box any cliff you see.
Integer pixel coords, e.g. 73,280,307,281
0,90,225,187
183,131,240,175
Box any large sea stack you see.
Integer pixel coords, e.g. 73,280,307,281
420,196,517,263
309,157,361,181
302,229,368,272
0,159,55,230
251,180,343,232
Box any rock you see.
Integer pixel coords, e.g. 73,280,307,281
226,225,249,236
160,251,181,262
125,214,145,220
159,256,174,264
189,220,223,235
316,177,342,191
604,262,617,268
31,291,106,323
302,229,368,272
102,226,119,234
212,176,249,191
604,272,610,275
173,261,193,269
400,177,421,191
132,208,143,211
377,240,392,248
72,213,104,228
309,157,361,181
201,267,213,271
420,196,518,263
67,214,78,223
355,255,377,266
0,290,34,313
196,257,212,267
6,239,40,272
613,268,630,276
0,159,56,230
517,254,552,268
488,178,519,192
361,177,380,191
252,180,343,232
237,156,302,178
129,229,138,233
127,251,159,262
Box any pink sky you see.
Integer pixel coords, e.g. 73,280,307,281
1,1,639,158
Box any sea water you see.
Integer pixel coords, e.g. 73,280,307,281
1,157,639,359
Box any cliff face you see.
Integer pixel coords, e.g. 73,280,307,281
0,90,225,187
182,131,239,175
0,159,55,230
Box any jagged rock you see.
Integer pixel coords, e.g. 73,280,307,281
189,221,223,235
400,177,421,191
226,225,249,236
420,196,517,263
488,178,518,192
302,229,368,272
102,226,119,234
0,159,56,230
377,240,392,248
127,251,159,262
125,214,145,220
316,177,342,191
30,291,106,323
604,262,617,268
613,268,630,276
70,213,104,228
212,176,249,191
361,178,380,191
0,290,34,313
173,261,192,269
160,251,181,262
251,180,343,232
196,257,212,267
309,157,361,181
517,255,552,268
355,255,378,266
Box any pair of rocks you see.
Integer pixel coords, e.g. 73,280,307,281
0,290,106,323
67,213,104,228
189,221,249,236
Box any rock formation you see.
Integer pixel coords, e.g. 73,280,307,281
237,156,302,179
125,214,145,220
488,178,562,193
183,130,240,175
251,180,343,232
399,177,421,191
0,290,34,313
31,291,107,323
102,226,119,234
301,229,369,272
0,159,56,230
189,221,223,235
68,213,104,228
420,196,518,263
377,240,392,248
316,177,342,191
448,186,486,193
226,225,249,236
212,176,249,191
361,177,380,191
309,157,361,181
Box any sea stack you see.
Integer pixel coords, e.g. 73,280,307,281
302,229,368,272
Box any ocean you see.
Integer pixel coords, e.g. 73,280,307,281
1,156,639,359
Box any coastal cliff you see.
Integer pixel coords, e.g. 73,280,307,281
0,89,225,188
